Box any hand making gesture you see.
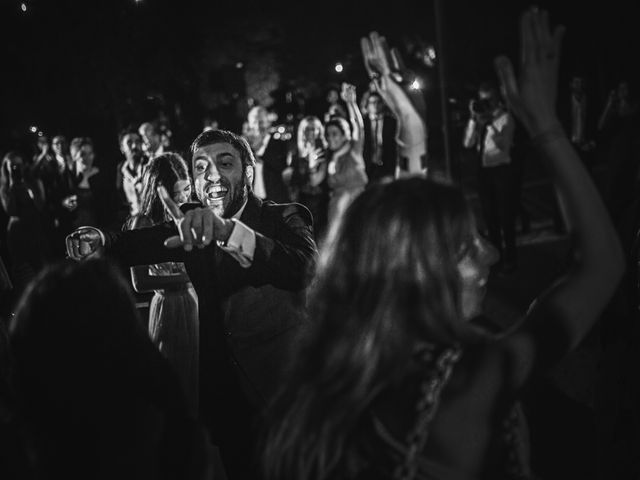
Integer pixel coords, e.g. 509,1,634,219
494,7,564,137
157,185,234,251
361,31,428,175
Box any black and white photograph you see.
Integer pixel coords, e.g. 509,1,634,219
1,0,639,478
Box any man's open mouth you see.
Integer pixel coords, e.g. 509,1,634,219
205,185,228,201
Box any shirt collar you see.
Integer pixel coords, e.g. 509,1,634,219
231,199,248,219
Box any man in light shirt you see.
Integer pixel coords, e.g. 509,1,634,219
463,83,518,273
115,129,147,217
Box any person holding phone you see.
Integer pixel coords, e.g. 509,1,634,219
288,115,330,241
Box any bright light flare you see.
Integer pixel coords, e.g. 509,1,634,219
20,3,27,12
410,78,422,91
334,62,343,73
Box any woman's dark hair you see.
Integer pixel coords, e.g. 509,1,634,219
263,176,480,480
138,152,191,224
10,259,181,402
9,259,191,474
325,116,351,140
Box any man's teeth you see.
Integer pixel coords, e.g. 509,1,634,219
206,187,227,199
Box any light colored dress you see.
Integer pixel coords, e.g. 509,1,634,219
327,141,368,226
147,261,199,414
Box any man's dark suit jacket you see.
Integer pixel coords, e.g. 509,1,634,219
259,136,291,203
102,195,316,428
363,114,398,183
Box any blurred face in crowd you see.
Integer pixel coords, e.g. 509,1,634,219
192,142,247,218
325,124,347,152
303,123,321,144
72,144,95,169
172,179,192,206
617,81,630,101
52,136,66,156
570,76,585,95
37,136,49,154
120,133,144,163
457,222,499,320
6,154,24,172
247,107,270,135
138,123,161,155
366,94,383,118
326,89,340,105
478,87,500,112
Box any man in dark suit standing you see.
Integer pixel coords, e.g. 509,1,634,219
66,129,316,479
558,75,597,171
243,106,291,203
362,91,398,183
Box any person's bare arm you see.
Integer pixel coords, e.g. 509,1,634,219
495,8,624,386
342,83,365,156
361,32,427,176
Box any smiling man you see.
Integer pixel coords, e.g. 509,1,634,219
66,129,317,479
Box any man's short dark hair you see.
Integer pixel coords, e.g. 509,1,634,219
70,137,93,155
190,129,256,192
118,127,140,147
190,129,256,172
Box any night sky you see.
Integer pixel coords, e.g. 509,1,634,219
1,0,637,166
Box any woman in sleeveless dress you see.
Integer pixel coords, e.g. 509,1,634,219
127,152,199,414
262,10,624,480
289,116,330,241
324,83,368,229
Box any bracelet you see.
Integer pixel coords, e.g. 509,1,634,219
530,126,565,148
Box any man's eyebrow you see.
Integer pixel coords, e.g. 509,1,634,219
216,152,235,160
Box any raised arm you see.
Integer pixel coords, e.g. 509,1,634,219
462,100,481,149
342,83,365,156
496,7,624,385
361,32,428,177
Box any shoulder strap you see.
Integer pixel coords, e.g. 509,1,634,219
394,346,462,480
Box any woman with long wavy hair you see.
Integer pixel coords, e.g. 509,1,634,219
262,9,624,480
126,152,199,415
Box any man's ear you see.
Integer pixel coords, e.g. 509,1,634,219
245,164,254,186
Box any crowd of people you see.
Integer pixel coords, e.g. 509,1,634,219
0,6,639,479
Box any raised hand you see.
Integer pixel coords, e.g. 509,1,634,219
361,31,428,175
494,7,565,136
158,185,233,251
65,226,104,261
360,32,422,121
341,83,358,105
